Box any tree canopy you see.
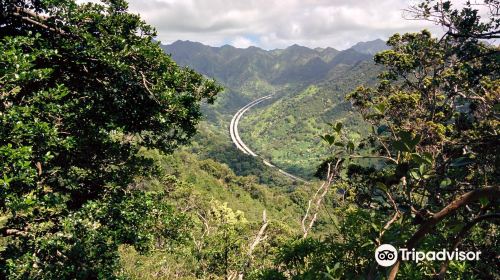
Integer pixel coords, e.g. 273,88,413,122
311,0,499,278
0,0,498,279
0,0,221,278
261,1,498,279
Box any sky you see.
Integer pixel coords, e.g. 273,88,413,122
112,0,447,50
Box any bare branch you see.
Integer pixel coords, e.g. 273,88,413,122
1,228,28,237
302,160,340,238
248,210,268,255
139,71,163,105
12,7,67,35
239,210,269,280
301,200,312,234
196,211,210,236
375,191,401,246
301,163,331,234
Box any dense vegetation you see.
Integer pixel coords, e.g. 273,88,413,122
255,1,499,279
0,0,222,277
239,62,380,177
1,0,498,279
163,37,385,178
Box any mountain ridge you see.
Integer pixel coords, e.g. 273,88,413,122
166,38,387,53
161,39,385,88
161,39,383,177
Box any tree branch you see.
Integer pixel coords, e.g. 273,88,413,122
388,185,500,280
239,210,269,280
12,7,67,35
436,213,500,279
302,163,331,234
376,191,401,246
1,228,28,237
302,160,340,238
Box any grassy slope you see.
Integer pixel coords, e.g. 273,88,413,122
238,61,380,178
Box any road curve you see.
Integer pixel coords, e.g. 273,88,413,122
229,95,307,183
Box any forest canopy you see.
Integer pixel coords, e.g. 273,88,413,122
309,0,499,279
0,0,498,279
0,0,221,278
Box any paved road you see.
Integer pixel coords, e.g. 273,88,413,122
229,95,307,182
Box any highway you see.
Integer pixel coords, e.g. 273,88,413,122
229,95,307,182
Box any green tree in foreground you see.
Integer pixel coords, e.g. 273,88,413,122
263,1,498,279
339,1,499,278
0,0,221,278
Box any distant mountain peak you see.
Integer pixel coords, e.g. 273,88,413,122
285,44,314,51
322,46,339,52
282,44,319,57
171,39,203,45
246,46,264,51
349,39,388,55
160,40,375,86
220,44,236,49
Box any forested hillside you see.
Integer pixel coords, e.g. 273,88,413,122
162,39,385,177
162,38,386,107
239,62,380,177
0,0,498,280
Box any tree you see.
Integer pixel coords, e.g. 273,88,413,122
317,0,498,278
0,0,222,278
195,201,249,279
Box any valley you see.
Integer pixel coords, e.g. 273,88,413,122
229,94,306,182
4,1,497,279
162,39,386,178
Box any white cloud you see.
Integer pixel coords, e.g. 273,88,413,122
230,36,254,48
93,0,447,49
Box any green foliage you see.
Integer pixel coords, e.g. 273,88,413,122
121,1,499,277
312,1,499,278
115,147,326,279
239,62,379,178
3,190,187,279
163,39,383,178
194,201,249,278
256,203,408,279
0,0,221,278
1,0,497,279
189,122,302,188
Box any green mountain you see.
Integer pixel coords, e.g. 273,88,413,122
161,40,380,86
161,40,383,178
239,62,380,177
350,38,389,55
